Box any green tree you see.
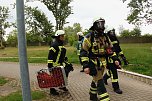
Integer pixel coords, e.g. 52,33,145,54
38,0,73,30
26,32,43,46
0,6,10,48
25,6,54,45
73,23,82,33
6,30,18,47
122,0,152,25
119,29,131,37
142,33,152,37
64,23,82,46
119,27,141,37
130,27,141,36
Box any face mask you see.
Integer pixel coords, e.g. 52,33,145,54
94,20,105,33
96,21,105,29
109,30,115,36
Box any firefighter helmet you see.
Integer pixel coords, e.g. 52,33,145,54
77,32,84,36
93,17,105,24
107,27,115,32
107,28,116,36
55,30,65,36
92,17,105,36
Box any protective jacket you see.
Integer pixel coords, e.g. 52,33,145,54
107,30,128,65
80,32,118,78
48,39,66,69
77,35,84,55
107,32,122,54
80,31,118,101
107,32,119,44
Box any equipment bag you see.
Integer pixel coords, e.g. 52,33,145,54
37,66,67,88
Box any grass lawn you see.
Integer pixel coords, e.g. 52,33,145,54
0,43,152,76
0,76,8,86
120,43,152,76
0,46,79,63
0,90,46,101
0,76,46,101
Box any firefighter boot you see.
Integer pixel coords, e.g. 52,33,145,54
59,87,68,91
50,88,59,95
103,73,110,85
80,69,84,72
80,66,84,72
89,92,98,101
90,81,98,101
97,79,110,101
112,82,122,94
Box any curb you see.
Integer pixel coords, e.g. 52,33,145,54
118,69,152,85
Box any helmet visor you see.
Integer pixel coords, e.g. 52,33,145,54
96,21,105,29
94,20,105,31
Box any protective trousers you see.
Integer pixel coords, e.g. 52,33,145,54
103,63,120,91
89,58,110,100
90,80,110,101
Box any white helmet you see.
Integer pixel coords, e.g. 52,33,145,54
93,17,105,24
55,30,65,36
77,32,84,36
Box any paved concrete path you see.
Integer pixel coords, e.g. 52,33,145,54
0,62,152,101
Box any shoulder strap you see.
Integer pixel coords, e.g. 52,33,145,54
104,33,111,46
88,32,94,51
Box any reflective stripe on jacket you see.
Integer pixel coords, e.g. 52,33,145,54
48,40,66,68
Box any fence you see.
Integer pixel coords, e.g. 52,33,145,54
118,36,152,43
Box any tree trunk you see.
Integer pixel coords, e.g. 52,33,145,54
0,33,3,48
38,42,41,46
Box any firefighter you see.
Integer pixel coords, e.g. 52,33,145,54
103,28,124,94
107,28,129,65
76,32,84,72
47,30,68,95
80,17,120,101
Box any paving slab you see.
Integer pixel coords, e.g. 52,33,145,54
0,62,152,101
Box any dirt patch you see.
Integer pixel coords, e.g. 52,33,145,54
0,78,74,100
0,78,20,96
0,84,18,96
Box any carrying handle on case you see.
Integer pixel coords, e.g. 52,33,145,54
37,68,48,73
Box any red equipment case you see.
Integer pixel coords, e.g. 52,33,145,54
37,66,67,88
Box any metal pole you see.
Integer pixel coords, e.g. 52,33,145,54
16,0,32,101
0,25,2,47
0,11,3,47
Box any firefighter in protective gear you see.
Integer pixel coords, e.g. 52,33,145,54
80,17,120,101
76,32,84,72
107,28,129,65
47,30,68,95
103,28,124,94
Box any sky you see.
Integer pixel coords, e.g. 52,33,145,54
1,0,152,35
